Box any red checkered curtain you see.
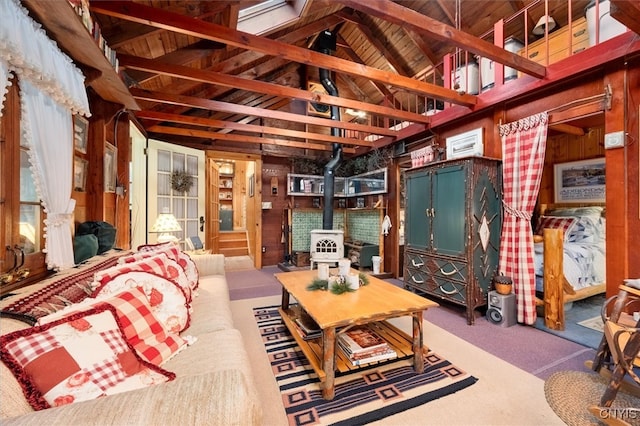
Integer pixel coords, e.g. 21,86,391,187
499,113,548,325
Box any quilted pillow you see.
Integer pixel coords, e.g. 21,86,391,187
94,254,191,303
534,216,578,240
118,252,192,302
92,271,190,333
137,243,199,291
0,305,174,410
38,287,188,366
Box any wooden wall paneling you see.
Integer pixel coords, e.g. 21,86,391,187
626,58,640,278
114,113,130,249
604,64,628,298
261,157,291,266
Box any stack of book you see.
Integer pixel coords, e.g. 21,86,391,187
338,325,397,366
294,311,321,340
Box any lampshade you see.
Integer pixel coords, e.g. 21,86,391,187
151,209,182,243
533,15,557,35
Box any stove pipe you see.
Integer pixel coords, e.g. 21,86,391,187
313,30,342,230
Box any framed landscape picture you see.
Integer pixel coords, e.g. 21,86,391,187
104,142,117,193
73,115,88,153
73,156,88,192
554,158,605,203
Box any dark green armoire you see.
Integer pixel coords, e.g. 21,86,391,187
403,157,502,324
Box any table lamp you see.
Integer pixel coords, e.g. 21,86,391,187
151,208,182,243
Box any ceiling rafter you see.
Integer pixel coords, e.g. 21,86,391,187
336,0,547,79
129,88,399,137
120,54,433,124
91,1,478,106
335,9,411,76
148,125,357,154
137,111,373,147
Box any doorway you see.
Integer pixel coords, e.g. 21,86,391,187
205,151,262,269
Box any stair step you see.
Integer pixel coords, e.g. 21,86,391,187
219,240,248,249
220,247,249,257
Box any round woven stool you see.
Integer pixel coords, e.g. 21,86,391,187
544,371,640,426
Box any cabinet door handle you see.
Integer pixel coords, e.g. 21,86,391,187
573,47,585,54
574,29,586,37
529,51,539,59
411,276,424,284
439,284,459,295
425,208,430,217
411,258,424,268
439,266,458,276
431,208,435,217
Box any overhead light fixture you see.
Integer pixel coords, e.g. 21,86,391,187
345,108,367,119
150,208,182,243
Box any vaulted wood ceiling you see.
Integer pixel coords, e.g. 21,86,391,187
84,0,637,158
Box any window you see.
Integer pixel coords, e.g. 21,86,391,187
0,76,47,292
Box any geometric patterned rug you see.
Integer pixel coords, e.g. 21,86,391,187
253,305,478,426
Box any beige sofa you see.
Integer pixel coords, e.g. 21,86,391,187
0,253,262,425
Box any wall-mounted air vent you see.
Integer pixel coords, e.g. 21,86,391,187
446,128,484,159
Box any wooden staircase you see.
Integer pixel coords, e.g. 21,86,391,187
219,230,249,257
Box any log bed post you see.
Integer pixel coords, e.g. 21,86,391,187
543,228,564,330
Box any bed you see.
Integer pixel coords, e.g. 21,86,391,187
533,204,606,330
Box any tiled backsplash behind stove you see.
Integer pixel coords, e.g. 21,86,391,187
291,210,380,252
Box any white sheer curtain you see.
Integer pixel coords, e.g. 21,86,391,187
0,0,90,116
0,59,11,117
0,0,91,271
21,80,76,271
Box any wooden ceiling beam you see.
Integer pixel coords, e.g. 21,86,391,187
91,1,477,106
335,34,401,108
120,54,432,124
335,9,410,76
147,125,356,153
403,28,443,81
609,0,640,36
137,110,371,146
129,88,399,137
337,0,547,79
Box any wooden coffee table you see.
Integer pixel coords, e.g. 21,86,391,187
275,268,438,400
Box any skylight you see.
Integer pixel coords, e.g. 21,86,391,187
237,0,311,35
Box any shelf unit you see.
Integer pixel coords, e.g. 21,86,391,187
218,175,234,205
279,304,415,374
22,0,139,111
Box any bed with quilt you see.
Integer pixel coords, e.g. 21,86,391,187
533,205,606,330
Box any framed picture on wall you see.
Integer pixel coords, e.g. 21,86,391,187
104,142,117,193
249,173,255,197
554,158,606,203
73,115,88,153
73,156,88,192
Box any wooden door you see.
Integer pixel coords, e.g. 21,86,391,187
207,159,220,253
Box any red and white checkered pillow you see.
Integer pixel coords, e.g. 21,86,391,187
39,287,188,366
91,271,191,334
534,216,578,239
118,252,193,302
137,243,199,291
0,305,174,410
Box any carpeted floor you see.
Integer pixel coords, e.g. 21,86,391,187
231,295,565,425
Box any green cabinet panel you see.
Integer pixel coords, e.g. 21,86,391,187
405,169,431,251
432,164,466,256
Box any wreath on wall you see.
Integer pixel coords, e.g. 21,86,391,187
171,170,194,193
